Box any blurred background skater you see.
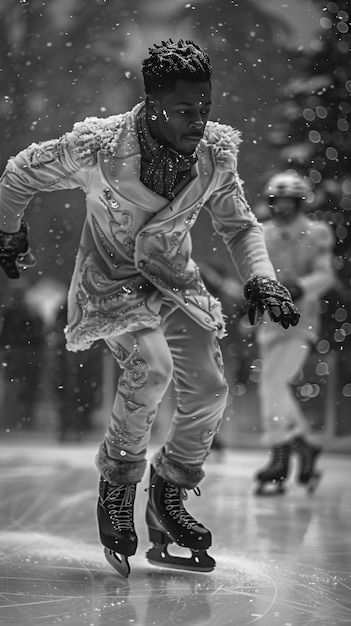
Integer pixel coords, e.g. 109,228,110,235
254,171,336,495
0,278,45,432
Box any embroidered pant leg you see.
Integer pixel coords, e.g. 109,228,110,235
96,326,174,484
259,335,312,446
160,308,228,470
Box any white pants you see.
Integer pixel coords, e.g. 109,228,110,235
103,306,228,474
259,335,313,446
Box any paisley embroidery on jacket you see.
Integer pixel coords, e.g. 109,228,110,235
110,215,135,252
79,266,157,325
98,191,135,257
57,108,243,350
81,264,135,298
143,258,198,290
66,249,162,348
92,215,134,264
66,289,161,349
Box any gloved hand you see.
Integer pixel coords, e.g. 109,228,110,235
243,275,300,329
0,219,36,279
282,279,304,303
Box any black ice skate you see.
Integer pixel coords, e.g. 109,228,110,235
145,466,216,573
97,477,137,578
254,444,290,496
290,436,322,493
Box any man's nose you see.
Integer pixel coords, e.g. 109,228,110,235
190,119,204,129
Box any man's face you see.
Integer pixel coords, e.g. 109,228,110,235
151,79,212,154
270,197,299,224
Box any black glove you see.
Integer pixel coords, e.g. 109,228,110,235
243,275,300,329
283,279,304,303
0,219,36,279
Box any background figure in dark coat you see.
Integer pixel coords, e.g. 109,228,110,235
50,302,103,442
0,280,45,431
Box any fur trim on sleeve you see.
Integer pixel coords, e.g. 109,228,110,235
202,121,242,167
64,113,128,166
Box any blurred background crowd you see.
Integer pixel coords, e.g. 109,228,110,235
0,0,350,450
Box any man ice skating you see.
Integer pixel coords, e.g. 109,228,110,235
254,171,335,496
0,39,300,577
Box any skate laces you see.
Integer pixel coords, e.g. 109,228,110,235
104,484,135,531
164,484,201,530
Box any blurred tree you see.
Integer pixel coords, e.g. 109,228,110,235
265,1,350,304
0,0,140,156
264,0,351,433
265,1,350,273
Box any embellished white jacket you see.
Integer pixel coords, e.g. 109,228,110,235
0,103,275,351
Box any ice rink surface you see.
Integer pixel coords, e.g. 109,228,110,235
0,438,350,626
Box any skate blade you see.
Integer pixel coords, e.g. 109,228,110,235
146,544,216,573
104,548,131,578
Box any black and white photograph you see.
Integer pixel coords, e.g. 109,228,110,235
0,1,350,624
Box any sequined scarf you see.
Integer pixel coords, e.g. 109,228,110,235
136,107,197,200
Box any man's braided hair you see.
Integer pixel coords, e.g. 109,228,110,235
142,39,212,95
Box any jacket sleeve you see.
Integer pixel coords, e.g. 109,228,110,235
205,166,276,284
0,135,90,232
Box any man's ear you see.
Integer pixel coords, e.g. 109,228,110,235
145,95,160,116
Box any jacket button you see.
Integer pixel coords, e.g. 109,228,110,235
138,260,145,268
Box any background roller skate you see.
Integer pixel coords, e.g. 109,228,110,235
254,444,290,496
290,435,323,493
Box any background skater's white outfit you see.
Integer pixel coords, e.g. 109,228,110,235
257,213,335,446
253,169,335,496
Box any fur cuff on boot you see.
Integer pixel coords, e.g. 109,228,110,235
95,442,147,486
152,448,205,489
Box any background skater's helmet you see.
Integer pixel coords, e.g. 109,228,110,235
263,171,311,200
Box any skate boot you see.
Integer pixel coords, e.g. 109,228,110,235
254,444,290,495
97,477,137,578
290,436,322,492
145,466,216,573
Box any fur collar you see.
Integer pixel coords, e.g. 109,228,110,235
203,121,242,160
66,103,242,166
